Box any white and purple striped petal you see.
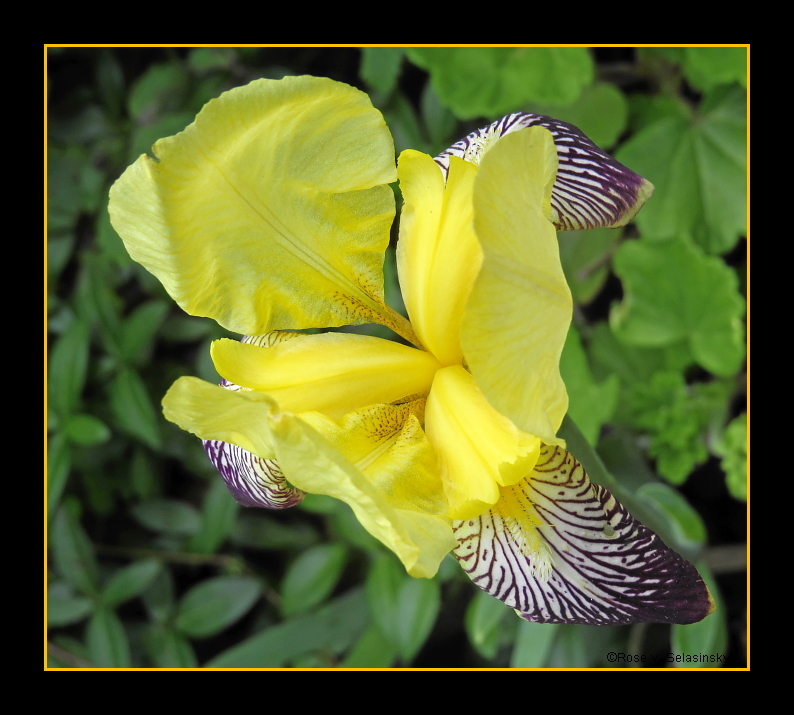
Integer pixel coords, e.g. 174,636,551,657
436,113,654,232
203,439,305,509
453,445,713,625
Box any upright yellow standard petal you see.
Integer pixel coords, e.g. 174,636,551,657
109,76,406,337
211,333,441,418
397,151,482,365
461,127,571,442
271,412,456,578
425,365,542,521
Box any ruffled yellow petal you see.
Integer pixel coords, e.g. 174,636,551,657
211,333,441,418
163,377,455,576
272,412,456,578
396,151,482,365
162,376,278,459
109,76,413,339
461,127,571,443
299,399,448,518
425,365,541,521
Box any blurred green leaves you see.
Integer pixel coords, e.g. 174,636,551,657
175,577,261,638
611,238,745,377
406,47,593,119
617,85,746,255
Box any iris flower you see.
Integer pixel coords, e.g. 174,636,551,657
109,76,712,626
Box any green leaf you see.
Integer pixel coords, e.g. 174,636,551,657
62,413,112,446
175,576,261,639
547,623,624,667
510,620,559,668
395,577,440,663
188,47,236,73
95,49,125,118
73,254,123,352
558,227,621,305
365,553,406,648
383,91,428,155
141,566,176,625
281,544,347,618
465,590,509,660
684,47,747,92
188,478,239,554
48,233,76,282
131,498,201,536
47,582,93,627
671,565,727,668
420,81,458,153
360,47,404,96
206,588,369,667
100,559,162,609
329,502,382,552
128,62,191,122
340,625,397,668
616,86,746,254
144,626,198,668
47,433,71,519
560,324,619,446
86,607,132,668
714,413,747,500
50,505,99,596
530,82,628,149
118,300,169,364
109,368,162,449
589,322,667,386
231,511,319,551
48,635,92,668
635,482,707,555
48,317,90,417
47,144,104,230
622,371,709,485
611,238,746,377
406,47,594,119
627,93,691,135
130,447,159,500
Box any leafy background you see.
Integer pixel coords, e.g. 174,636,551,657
46,46,747,669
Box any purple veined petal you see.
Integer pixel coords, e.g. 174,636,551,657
453,445,714,626
205,331,305,509
204,439,305,509
435,113,654,232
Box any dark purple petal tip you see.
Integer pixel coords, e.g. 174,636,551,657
436,112,654,232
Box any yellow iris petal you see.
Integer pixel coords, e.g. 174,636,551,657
299,399,448,518
109,76,406,337
211,333,441,418
271,412,456,578
396,151,482,365
461,127,571,443
425,365,542,521
162,376,278,459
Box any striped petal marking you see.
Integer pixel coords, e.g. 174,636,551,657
204,331,304,509
203,439,305,509
453,445,714,625
435,113,654,232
